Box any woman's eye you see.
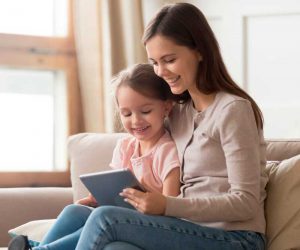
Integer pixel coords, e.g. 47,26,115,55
165,58,175,63
122,113,131,117
142,110,151,114
151,61,158,66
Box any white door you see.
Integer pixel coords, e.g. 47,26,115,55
189,0,300,139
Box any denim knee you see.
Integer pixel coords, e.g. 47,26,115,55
88,206,128,229
60,204,92,221
89,206,116,220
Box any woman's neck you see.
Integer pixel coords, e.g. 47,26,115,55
189,91,217,112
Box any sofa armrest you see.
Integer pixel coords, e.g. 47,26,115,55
0,187,73,247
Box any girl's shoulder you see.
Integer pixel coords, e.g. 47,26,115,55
116,134,136,150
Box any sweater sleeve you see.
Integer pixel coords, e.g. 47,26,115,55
165,100,262,223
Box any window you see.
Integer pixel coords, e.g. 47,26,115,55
0,0,68,37
0,69,67,172
0,0,81,187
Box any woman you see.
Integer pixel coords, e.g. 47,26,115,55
76,3,268,249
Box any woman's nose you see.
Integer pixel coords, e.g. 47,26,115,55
156,64,167,77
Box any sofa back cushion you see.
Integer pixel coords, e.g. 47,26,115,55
266,139,300,161
265,155,300,250
68,133,126,201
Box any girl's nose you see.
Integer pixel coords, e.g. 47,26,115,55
132,113,141,124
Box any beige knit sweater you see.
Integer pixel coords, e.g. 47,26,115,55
165,91,268,234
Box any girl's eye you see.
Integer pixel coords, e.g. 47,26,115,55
122,113,131,117
142,110,151,114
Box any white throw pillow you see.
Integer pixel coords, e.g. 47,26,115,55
265,155,300,250
8,219,55,247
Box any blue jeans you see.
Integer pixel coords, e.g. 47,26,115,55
76,206,266,250
33,204,93,250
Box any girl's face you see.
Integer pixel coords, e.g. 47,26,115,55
146,35,201,95
117,85,171,147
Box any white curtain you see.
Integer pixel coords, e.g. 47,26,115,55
73,0,173,132
73,0,104,132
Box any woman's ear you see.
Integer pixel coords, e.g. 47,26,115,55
197,52,203,62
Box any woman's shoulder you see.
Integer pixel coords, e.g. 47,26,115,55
214,92,257,131
217,91,250,106
213,91,252,115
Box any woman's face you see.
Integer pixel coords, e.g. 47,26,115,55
146,35,201,95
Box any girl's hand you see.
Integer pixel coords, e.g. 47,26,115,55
120,188,167,215
75,193,98,207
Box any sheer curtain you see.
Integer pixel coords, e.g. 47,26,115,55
73,0,148,132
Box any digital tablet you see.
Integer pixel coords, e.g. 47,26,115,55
79,168,146,209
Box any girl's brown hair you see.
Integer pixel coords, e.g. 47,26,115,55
143,3,263,129
112,63,175,103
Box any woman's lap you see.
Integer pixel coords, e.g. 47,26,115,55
76,206,265,250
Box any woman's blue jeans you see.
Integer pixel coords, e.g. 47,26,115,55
34,204,266,250
76,206,266,250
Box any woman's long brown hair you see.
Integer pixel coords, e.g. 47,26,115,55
143,3,263,129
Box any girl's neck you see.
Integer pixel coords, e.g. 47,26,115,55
138,128,165,156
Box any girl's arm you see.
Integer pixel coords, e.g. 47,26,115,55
75,193,98,207
162,168,181,197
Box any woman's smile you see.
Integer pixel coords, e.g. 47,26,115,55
164,76,181,85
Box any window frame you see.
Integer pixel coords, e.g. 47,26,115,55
0,0,82,187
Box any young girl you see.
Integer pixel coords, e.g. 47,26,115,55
8,63,181,250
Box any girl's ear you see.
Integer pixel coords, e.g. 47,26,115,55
164,100,174,117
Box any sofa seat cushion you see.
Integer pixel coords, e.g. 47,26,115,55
265,155,300,250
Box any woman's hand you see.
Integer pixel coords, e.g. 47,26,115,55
120,188,167,215
75,193,98,207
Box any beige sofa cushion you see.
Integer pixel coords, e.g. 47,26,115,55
8,219,55,247
68,133,126,202
265,155,300,250
266,139,300,161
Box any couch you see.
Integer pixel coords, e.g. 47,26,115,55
1,133,300,250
